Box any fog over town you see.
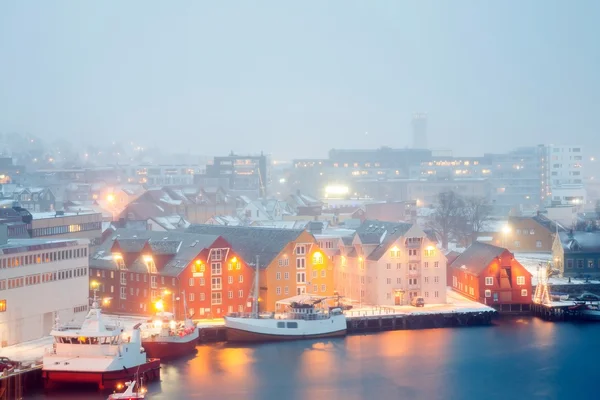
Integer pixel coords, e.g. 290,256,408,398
0,2,599,399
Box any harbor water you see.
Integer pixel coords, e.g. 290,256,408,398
30,317,600,400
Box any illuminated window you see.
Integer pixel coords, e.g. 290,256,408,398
113,254,125,270
312,252,324,265
424,249,435,257
0,300,6,312
516,276,525,285
390,248,400,258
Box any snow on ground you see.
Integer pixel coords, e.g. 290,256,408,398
344,287,494,318
514,252,600,286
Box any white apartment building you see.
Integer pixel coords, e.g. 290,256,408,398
0,227,90,347
331,220,447,306
546,145,586,206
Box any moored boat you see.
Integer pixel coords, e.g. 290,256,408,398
225,301,346,342
141,311,199,359
43,285,160,390
224,256,347,342
579,304,600,321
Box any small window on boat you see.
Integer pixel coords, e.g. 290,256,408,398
277,322,285,328
287,322,298,329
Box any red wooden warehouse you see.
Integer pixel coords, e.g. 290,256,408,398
89,228,254,318
448,242,532,312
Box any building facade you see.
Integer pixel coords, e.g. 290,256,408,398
553,231,600,279
500,214,565,253
544,145,586,206
0,230,90,347
89,229,254,318
186,225,334,312
449,242,533,311
332,220,447,306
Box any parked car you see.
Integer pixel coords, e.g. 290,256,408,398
0,357,18,373
411,296,425,307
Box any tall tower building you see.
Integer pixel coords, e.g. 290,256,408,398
412,113,428,149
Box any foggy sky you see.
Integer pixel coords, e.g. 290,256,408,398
1,1,599,160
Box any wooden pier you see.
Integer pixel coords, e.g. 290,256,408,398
197,309,497,343
0,364,43,400
345,309,496,333
531,302,584,321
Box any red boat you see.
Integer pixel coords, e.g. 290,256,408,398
141,312,199,359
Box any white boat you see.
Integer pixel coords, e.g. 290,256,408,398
107,379,146,399
580,304,600,321
42,289,161,390
224,256,347,342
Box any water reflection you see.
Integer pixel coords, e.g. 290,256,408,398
28,319,600,400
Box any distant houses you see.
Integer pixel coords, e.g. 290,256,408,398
553,230,600,279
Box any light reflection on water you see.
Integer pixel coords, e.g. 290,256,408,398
29,317,600,400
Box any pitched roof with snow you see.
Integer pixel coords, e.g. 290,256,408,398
448,242,507,275
558,231,600,253
186,225,306,268
91,229,220,277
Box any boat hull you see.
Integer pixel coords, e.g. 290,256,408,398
226,326,346,342
142,333,199,359
580,310,600,321
225,314,348,343
42,359,160,390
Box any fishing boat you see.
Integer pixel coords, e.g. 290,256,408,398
43,287,160,390
141,302,199,359
579,303,600,321
224,257,347,342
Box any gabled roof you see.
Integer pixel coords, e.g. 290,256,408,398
558,231,600,253
353,220,437,261
531,214,566,233
448,242,507,275
92,229,221,277
186,225,306,268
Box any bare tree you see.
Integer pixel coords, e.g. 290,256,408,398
427,191,465,249
458,196,493,246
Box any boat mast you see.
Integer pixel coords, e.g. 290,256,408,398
253,255,259,317
182,290,188,319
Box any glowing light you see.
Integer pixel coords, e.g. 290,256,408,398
155,299,164,311
502,226,511,234
231,257,237,263
169,320,176,330
391,246,399,251
279,178,286,184
153,320,162,329
102,298,111,305
143,255,153,263
106,194,115,203
90,281,99,289
113,253,123,260
116,383,123,390
163,289,171,295
324,184,349,196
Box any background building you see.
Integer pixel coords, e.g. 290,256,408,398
0,228,90,347
412,113,428,149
